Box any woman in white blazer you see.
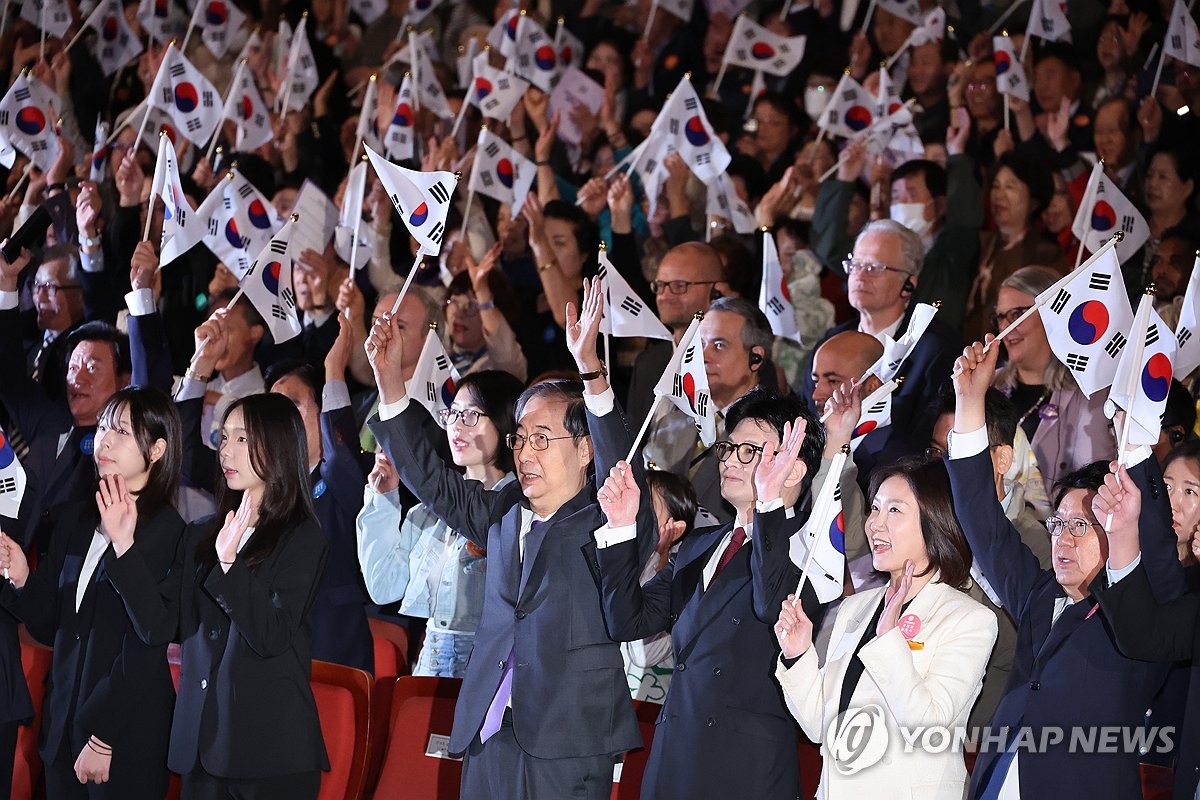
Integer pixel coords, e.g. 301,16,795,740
775,458,998,800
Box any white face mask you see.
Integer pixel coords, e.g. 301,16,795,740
890,202,933,238
804,86,830,120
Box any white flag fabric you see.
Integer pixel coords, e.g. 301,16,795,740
510,14,558,92
349,0,387,25
876,0,924,25
403,0,445,26
1105,300,1177,446
1071,161,1149,263
554,21,584,73
653,0,695,22
867,302,938,383
469,53,529,121
653,317,717,446
89,119,110,184
137,0,186,44
148,45,221,146
1037,247,1135,397
383,74,415,162
334,160,372,271
408,328,461,426
1165,0,1200,69
1174,253,1200,377
706,172,757,234
909,7,946,47
21,0,71,38
365,145,456,256
239,219,301,343
281,16,319,112
456,36,480,88
759,232,802,344
412,35,454,119
993,36,1030,102
468,129,536,218
272,18,292,77
1027,0,1072,42
876,66,905,119
723,15,806,77
152,134,203,265
631,134,672,217
649,75,731,185
355,75,382,155
0,422,27,518
193,0,247,58
597,249,672,341
223,61,273,152
850,388,894,452
0,73,61,172
820,72,876,138
198,169,283,279
486,8,520,62
83,0,144,76
789,448,847,603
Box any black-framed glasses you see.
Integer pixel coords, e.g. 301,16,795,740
506,432,575,451
714,441,766,464
1045,517,1101,538
841,256,914,278
31,281,81,294
649,279,718,295
439,408,488,427
991,306,1032,330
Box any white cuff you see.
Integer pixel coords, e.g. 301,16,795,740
1105,553,1141,585
124,288,155,317
322,379,351,412
755,497,785,514
80,247,104,273
948,426,989,459
0,290,17,311
583,386,616,416
594,522,638,549
174,377,208,402
1119,445,1152,469
378,395,410,421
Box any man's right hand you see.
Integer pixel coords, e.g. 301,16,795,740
952,335,999,434
365,312,407,405
0,241,30,291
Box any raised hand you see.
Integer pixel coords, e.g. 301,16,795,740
774,595,814,659
365,312,407,404
534,111,560,163
952,335,1000,414
607,174,634,233
97,474,138,557
1092,463,1142,566
192,308,229,378
836,140,868,183
597,461,640,528
466,242,502,299
877,559,915,637
325,312,354,382
76,180,103,241
946,105,971,157
753,417,809,503
0,240,31,291
214,491,254,570
335,275,365,322
116,150,144,208
368,450,399,494
565,276,604,373
0,531,30,588
823,379,863,453
130,240,160,293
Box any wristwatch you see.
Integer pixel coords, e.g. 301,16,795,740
578,362,608,381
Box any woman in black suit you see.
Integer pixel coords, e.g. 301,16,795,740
107,392,330,799
0,387,185,799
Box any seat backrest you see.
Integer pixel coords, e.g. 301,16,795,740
611,699,661,800
374,677,463,800
13,634,52,800
368,617,410,679
312,659,373,800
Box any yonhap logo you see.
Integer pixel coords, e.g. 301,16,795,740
828,705,889,775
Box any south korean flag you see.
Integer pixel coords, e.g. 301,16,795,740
383,73,415,162
407,328,461,426
365,145,457,256
148,45,221,146
82,0,144,76
650,75,731,185
597,248,671,341
468,129,536,218
239,219,302,343
511,13,558,92
653,317,717,446
0,73,61,172
469,53,529,122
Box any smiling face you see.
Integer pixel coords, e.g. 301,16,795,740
446,385,500,470
445,292,485,351
1165,457,1200,544
990,166,1034,231
544,217,584,282
218,406,266,495
67,339,124,427
965,60,999,120
513,394,591,513
94,402,160,492
1050,487,1106,600
995,286,1051,368
867,475,931,578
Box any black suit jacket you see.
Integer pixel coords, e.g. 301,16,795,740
0,500,183,767
370,396,654,759
948,450,1183,799
107,516,331,779
596,507,823,800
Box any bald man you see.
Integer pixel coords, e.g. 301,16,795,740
809,332,883,410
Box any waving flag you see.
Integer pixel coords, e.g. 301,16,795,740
468,129,535,218
152,133,203,265
334,160,372,271
759,232,802,344
1106,297,1177,446
0,422,27,518
706,172,757,234
280,15,319,112
631,134,672,217
350,0,387,24
148,45,221,146
723,15,806,76
137,0,186,43
469,53,529,121
408,328,461,425
403,0,445,26
198,169,282,279
649,75,731,185
820,72,876,139
1027,0,1071,43
597,247,671,341
909,7,946,46
867,302,938,383
875,0,923,25
355,74,382,155
20,0,71,38
240,219,301,343
365,145,457,256
651,0,695,23
789,447,848,603
1165,0,1200,69
1071,161,1149,263
876,66,906,120
0,72,61,172
1174,253,1200,377
653,316,717,446
1037,247,1135,397
83,0,144,76
384,73,415,162
510,14,557,92
221,60,272,152
412,34,453,119
191,0,247,58
993,35,1030,102
486,8,520,62
90,119,110,184
554,19,584,73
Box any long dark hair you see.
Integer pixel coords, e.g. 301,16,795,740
868,458,973,590
454,370,524,474
198,394,315,568
96,387,181,518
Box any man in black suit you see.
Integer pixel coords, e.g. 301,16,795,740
366,279,654,799
591,389,826,800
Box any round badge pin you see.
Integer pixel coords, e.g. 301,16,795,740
312,479,327,500
80,433,95,455
898,613,922,640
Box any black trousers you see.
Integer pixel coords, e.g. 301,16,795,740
460,710,615,800
0,720,16,800
181,766,321,800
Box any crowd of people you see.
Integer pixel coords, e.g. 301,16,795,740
0,0,1199,797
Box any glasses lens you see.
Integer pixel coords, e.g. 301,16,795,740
736,443,761,464
506,434,522,450
714,442,734,461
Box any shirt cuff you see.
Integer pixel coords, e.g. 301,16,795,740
0,290,16,311
756,497,785,514
80,247,104,273
124,288,155,317
378,395,410,421
583,385,615,416
174,377,208,402
322,379,351,412
1106,553,1141,585
948,426,989,459
594,522,637,549
1119,445,1152,469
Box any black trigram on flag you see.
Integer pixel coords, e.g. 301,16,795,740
1179,327,1193,348
484,141,501,158
299,55,314,69
1173,34,1183,49
238,182,255,199
14,87,30,102
1088,273,1112,291
0,477,15,494
207,218,219,235
672,374,684,397
0,112,9,126
174,208,187,227
281,287,296,308
693,391,709,417
202,90,214,108
223,196,234,211
271,304,288,320
668,119,680,135
30,140,45,152
683,345,697,363
270,237,287,254
683,96,698,111
867,398,888,414
767,297,785,315
1121,215,1137,234
620,297,643,316
1104,332,1127,358
428,221,444,244
1146,323,1160,347
695,153,711,166
435,354,450,372
186,118,203,132
169,62,186,78
1066,353,1090,372
1050,289,1071,314
832,484,842,503
429,181,449,203
841,89,855,101
480,172,494,188
425,382,436,402
161,87,175,104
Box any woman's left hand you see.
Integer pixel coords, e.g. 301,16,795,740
97,474,138,557
877,560,914,637
74,737,112,784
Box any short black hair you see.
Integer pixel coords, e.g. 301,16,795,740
993,150,1055,218
1163,379,1197,436
265,359,324,409
934,386,1017,449
647,470,698,539
97,387,181,517
891,159,947,199
1164,439,1200,473
447,267,521,332
1053,460,1111,508
64,320,131,377
455,370,526,473
724,388,826,500
1034,40,1081,73
543,201,599,266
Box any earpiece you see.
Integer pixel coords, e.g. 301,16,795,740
711,286,724,302
901,279,915,296
1170,427,1186,445
748,350,764,369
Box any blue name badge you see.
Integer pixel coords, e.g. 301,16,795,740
312,478,327,500
80,433,95,455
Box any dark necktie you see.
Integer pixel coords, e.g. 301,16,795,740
710,526,747,585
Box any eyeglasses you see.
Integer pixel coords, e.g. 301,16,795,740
444,297,479,316
439,408,488,427
1045,517,1101,538
649,279,718,295
506,432,575,451
924,445,947,460
841,256,914,278
714,441,766,464
991,306,1032,330
32,281,81,295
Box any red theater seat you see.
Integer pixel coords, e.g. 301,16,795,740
373,677,463,799
312,660,373,800
13,632,51,800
